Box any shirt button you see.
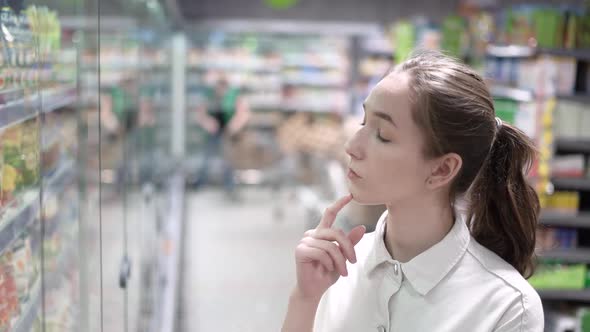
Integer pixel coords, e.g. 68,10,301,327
393,263,399,275
377,326,386,332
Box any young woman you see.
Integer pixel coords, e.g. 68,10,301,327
282,50,543,332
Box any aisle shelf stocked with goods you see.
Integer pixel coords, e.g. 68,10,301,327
0,3,85,330
186,33,351,114
0,85,76,130
0,158,76,257
475,6,590,310
0,193,39,255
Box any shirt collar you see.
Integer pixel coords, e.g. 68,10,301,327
364,211,471,296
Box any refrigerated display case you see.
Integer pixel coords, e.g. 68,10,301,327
0,0,185,331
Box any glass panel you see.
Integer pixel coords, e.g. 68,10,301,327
0,1,44,331
0,0,86,331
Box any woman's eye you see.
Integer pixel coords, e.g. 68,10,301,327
376,129,391,143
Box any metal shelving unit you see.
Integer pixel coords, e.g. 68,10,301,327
486,44,536,58
486,44,590,61
556,94,590,104
0,98,39,130
0,193,40,255
540,212,590,228
555,138,590,155
538,248,590,264
42,85,77,113
540,48,590,61
0,85,77,132
489,85,534,102
537,289,590,302
552,177,590,192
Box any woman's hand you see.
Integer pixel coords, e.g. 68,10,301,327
294,194,366,301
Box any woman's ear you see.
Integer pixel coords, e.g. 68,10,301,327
426,153,462,189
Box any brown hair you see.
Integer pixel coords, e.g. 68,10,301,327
395,50,540,278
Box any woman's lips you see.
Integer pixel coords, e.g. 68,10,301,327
347,168,362,180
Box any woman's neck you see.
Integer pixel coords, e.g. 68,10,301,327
384,195,455,263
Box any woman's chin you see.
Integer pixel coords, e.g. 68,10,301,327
348,186,385,206
348,188,374,205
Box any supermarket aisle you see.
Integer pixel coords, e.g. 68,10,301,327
180,187,305,332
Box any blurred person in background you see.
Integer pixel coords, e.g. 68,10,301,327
282,50,543,331
194,76,250,199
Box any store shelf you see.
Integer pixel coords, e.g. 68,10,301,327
282,62,346,70
0,85,78,130
539,48,590,61
486,44,537,58
552,177,590,191
556,93,590,104
538,248,590,264
0,98,38,130
540,212,590,228
537,289,590,302
0,161,76,255
363,49,393,57
0,193,40,255
486,45,590,61
490,85,534,102
187,65,281,73
554,138,590,155
14,281,42,332
44,160,77,196
282,80,345,88
42,85,77,113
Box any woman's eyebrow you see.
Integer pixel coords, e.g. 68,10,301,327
363,102,397,127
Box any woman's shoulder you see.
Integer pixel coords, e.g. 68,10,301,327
465,239,543,330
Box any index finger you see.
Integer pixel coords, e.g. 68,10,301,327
317,194,353,229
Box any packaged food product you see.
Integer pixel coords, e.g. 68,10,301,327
0,250,20,330
20,119,39,187
2,125,23,203
0,135,3,212
10,235,32,302
0,6,16,68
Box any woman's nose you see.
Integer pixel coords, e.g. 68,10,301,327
345,134,364,161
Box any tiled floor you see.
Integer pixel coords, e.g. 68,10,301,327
180,187,307,332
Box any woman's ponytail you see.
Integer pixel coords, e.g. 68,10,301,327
467,121,540,278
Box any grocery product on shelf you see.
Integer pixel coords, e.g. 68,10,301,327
543,191,580,215
21,119,39,187
2,125,24,204
552,155,586,178
0,250,20,330
10,234,33,302
392,21,416,64
537,226,578,250
441,15,465,58
529,263,587,290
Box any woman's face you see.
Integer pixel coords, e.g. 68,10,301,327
345,72,433,205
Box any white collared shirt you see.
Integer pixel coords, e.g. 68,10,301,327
313,212,544,332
